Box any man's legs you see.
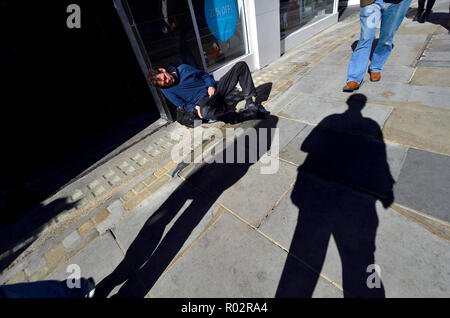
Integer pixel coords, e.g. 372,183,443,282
202,61,267,122
346,0,383,84
421,0,436,21
417,0,426,14
369,0,412,73
217,61,257,102
424,0,436,15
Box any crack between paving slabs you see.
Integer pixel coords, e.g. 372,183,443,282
224,208,346,294
153,206,227,285
410,25,442,68
390,203,450,241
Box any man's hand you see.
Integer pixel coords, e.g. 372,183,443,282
207,86,216,98
195,105,202,119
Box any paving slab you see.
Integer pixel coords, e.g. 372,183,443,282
394,148,450,223
258,178,344,290
383,50,420,67
374,201,450,297
235,115,308,156
278,94,392,130
259,170,450,297
279,124,408,182
381,101,450,155
421,50,450,62
183,153,298,227
260,170,387,297
279,92,411,196
278,125,313,166
48,231,124,286
319,49,353,66
407,85,450,110
389,34,429,45
303,63,350,79
150,211,343,298
396,23,440,36
357,82,411,104
416,60,450,67
265,86,303,114
283,74,353,102
410,67,450,87
306,63,414,84
365,66,415,84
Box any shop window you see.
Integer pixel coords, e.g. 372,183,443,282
126,0,203,69
191,0,249,72
280,0,334,39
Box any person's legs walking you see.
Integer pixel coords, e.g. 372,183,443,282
370,0,412,74
416,0,426,16
423,0,436,20
345,0,382,90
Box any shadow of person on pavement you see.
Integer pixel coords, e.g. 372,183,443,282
0,277,95,298
405,7,450,31
275,94,394,298
94,115,279,298
0,197,78,273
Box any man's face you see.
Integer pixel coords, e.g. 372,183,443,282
156,68,175,87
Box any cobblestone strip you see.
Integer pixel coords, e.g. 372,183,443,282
4,161,183,284
0,125,190,283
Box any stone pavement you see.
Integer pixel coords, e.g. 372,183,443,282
1,0,449,298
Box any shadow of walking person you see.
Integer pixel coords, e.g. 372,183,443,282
94,115,279,298
275,94,394,298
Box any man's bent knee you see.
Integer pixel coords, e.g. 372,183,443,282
234,61,248,70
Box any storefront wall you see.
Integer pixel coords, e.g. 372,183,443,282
210,0,339,78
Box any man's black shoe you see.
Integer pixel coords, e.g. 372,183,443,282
257,104,270,114
244,101,259,111
238,108,260,122
418,11,429,23
245,101,270,114
413,12,422,21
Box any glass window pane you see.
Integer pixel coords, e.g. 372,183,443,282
126,0,203,69
191,0,249,72
280,0,334,39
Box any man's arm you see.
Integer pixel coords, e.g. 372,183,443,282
161,89,187,109
180,64,216,90
201,70,216,97
201,72,216,90
195,106,202,118
162,89,201,118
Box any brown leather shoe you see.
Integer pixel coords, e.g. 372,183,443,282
343,81,359,92
370,72,381,82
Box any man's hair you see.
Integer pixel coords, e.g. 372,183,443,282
147,68,164,87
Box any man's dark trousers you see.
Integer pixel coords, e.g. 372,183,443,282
199,61,257,122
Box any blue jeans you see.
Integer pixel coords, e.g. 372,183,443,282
346,0,412,83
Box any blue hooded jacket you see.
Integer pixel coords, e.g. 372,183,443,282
160,64,216,110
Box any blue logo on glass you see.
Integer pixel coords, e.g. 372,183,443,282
204,0,238,42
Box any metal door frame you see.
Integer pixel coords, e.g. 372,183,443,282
113,0,173,121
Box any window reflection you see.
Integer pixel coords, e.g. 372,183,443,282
126,0,202,68
280,0,334,39
192,0,249,72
